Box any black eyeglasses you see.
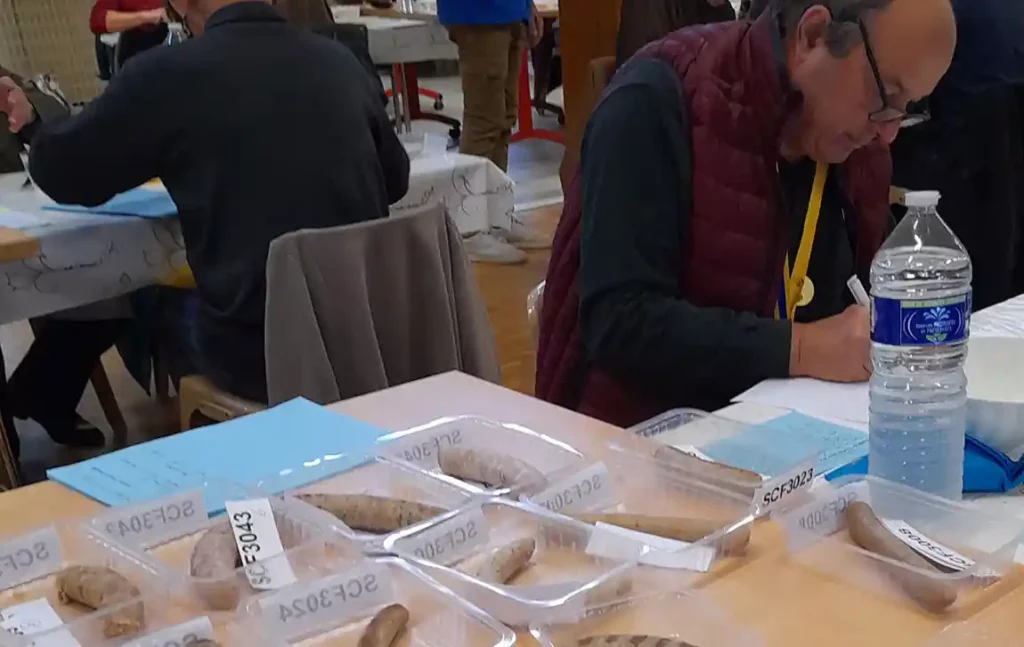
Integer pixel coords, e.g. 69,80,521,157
855,19,928,125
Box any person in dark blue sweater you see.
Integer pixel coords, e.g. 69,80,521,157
7,0,409,408
889,0,1024,310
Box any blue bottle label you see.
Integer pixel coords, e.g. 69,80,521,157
871,292,971,346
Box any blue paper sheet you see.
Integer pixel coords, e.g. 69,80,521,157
43,187,177,219
700,411,869,477
47,398,386,513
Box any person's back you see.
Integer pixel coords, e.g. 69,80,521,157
27,1,410,401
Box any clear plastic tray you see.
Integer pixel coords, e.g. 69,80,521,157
0,520,166,647
234,555,516,647
924,621,1014,646
530,590,764,647
87,481,345,613
778,475,1024,617
381,498,640,626
21,586,232,647
616,409,823,514
375,416,585,497
275,457,476,552
519,448,757,589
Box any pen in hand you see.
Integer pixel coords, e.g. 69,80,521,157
847,276,870,307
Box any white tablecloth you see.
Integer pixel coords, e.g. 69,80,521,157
0,153,511,324
330,9,458,64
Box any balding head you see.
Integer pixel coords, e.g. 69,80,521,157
780,0,956,163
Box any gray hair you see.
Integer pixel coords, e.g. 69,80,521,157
752,0,894,56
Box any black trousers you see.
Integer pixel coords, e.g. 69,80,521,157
7,318,128,433
891,86,1024,311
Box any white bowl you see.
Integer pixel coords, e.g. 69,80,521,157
966,337,1024,459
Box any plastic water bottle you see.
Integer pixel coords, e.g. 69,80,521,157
868,190,971,500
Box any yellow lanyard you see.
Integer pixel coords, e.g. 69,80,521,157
775,161,828,321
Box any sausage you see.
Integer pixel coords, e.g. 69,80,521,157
189,522,244,611
653,446,763,497
357,604,409,647
845,501,958,612
189,514,306,610
437,447,545,489
295,493,445,533
569,512,750,554
577,635,698,647
55,566,144,638
458,538,536,584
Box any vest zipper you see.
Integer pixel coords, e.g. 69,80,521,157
764,157,789,316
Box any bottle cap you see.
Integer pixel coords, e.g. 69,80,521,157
904,190,941,208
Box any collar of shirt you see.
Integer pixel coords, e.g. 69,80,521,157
206,1,286,31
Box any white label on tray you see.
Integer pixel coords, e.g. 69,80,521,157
0,527,63,591
122,616,215,647
385,427,466,467
1014,544,1024,566
1,599,80,647
670,445,715,463
224,499,297,591
786,482,867,537
881,519,1000,578
94,490,207,549
258,562,392,641
390,506,488,565
753,460,815,514
585,522,714,572
673,445,769,479
528,462,612,514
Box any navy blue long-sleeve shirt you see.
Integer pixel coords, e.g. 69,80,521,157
578,58,858,411
29,1,409,399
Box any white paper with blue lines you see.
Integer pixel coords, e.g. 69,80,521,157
47,398,387,514
696,412,869,478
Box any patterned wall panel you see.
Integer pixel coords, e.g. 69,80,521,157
0,0,102,103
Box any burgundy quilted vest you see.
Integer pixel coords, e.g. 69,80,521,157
536,16,892,428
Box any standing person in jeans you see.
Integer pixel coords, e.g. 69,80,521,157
440,0,550,264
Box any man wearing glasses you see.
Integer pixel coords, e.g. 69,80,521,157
535,0,957,427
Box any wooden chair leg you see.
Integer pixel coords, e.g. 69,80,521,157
0,417,20,490
152,340,170,401
91,365,127,448
0,346,21,489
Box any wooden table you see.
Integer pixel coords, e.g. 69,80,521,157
0,226,39,263
4,372,1023,645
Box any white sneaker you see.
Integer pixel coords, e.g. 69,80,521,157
504,217,551,250
463,232,528,265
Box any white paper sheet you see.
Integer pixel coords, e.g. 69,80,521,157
733,378,869,425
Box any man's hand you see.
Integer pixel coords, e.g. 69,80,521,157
790,305,871,383
0,77,34,134
527,3,545,49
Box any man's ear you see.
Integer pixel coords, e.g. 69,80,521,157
795,5,832,53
